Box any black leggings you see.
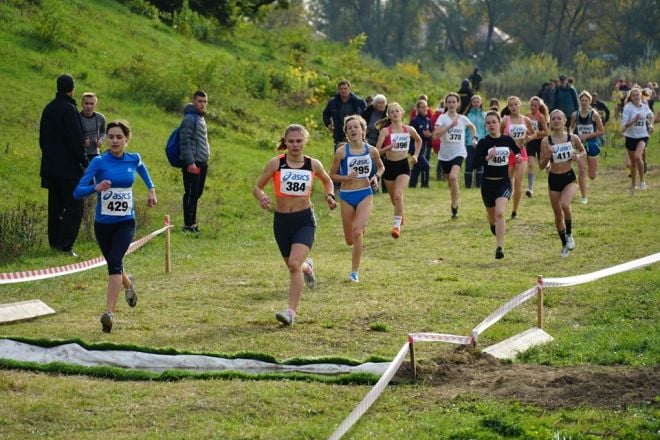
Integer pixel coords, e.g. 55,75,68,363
94,219,135,275
182,163,208,227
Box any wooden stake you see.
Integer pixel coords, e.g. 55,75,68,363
408,335,416,380
165,215,171,273
536,275,544,329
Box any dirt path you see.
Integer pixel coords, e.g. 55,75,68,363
396,349,658,410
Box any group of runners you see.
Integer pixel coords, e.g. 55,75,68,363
253,85,655,326
74,84,653,330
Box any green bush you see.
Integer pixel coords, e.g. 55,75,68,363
0,202,44,263
119,0,160,20
30,0,79,52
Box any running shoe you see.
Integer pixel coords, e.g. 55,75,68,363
303,257,316,289
560,246,569,258
451,206,459,219
511,211,518,220
495,246,504,260
124,274,137,308
391,227,400,239
580,197,588,204
525,189,533,198
566,234,576,250
276,309,295,326
349,272,359,283
640,181,648,190
100,312,113,333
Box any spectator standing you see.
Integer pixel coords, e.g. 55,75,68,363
464,95,487,188
591,92,610,125
538,80,556,110
80,92,106,162
457,79,474,115
39,73,86,256
363,94,387,147
553,74,579,127
180,90,210,233
469,68,483,92
322,80,367,151
409,99,433,188
408,93,434,121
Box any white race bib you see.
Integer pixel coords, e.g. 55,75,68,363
552,142,573,163
445,127,463,145
347,154,372,178
390,132,410,152
100,188,133,216
488,147,511,166
279,169,312,196
530,119,539,131
508,124,527,140
576,124,594,136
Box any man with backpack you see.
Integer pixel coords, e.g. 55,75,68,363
179,90,210,233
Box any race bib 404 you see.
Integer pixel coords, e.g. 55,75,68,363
101,187,133,216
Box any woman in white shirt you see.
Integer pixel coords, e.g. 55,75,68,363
433,92,477,218
621,87,654,194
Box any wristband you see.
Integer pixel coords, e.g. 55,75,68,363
327,193,336,200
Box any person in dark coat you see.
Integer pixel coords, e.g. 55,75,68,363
469,68,483,91
322,80,367,150
39,74,86,256
457,79,474,115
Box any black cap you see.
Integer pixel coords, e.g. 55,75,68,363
559,74,567,80
56,74,75,93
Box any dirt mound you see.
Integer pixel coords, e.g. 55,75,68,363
395,348,658,410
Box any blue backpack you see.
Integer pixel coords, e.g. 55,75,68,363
165,113,197,167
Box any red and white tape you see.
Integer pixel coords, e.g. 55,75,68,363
472,286,537,338
543,252,660,287
328,342,409,440
0,225,173,285
408,332,473,345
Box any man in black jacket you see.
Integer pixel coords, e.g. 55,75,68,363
39,74,86,256
322,80,366,151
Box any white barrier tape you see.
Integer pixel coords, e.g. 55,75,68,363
409,333,473,345
472,286,537,338
0,225,173,285
543,252,660,287
328,342,409,440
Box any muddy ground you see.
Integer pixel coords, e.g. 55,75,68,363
395,348,658,410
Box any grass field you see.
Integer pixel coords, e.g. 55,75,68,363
1,140,658,438
0,1,658,438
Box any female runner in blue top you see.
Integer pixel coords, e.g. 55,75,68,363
330,115,384,283
74,120,157,333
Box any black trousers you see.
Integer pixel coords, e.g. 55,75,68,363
182,163,208,227
46,178,83,252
